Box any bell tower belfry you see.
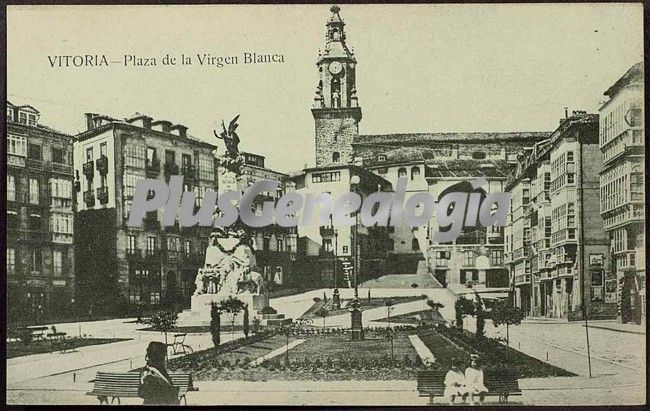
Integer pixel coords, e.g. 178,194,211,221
312,5,362,166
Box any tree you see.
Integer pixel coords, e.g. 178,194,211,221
473,291,486,338
454,297,474,330
219,296,246,342
426,299,445,325
491,300,525,361
146,310,178,359
315,307,329,328
243,304,250,338
210,302,221,348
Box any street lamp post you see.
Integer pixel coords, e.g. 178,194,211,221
333,230,340,309
349,175,363,340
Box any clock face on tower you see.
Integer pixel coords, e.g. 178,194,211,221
328,61,343,75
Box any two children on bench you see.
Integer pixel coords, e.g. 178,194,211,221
444,354,488,405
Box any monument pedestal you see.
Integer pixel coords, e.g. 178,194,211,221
187,293,269,323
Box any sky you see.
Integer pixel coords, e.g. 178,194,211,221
7,4,643,173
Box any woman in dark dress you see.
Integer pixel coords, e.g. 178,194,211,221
138,341,180,405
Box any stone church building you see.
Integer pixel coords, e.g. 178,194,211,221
307,5,550,292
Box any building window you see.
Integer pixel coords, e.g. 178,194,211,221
30,249,42,273
411,166,420,180
19,111,27,124
463,250,475,266
124,145,146,168
100,142,107,157
50,178,73,208
398,167,407,179
53,250,63,276
147,237,157,254
184,240,192,256
8,135,27,157
50,213,73,234
412,238,420,251
343,245,350,254
567,173,575,184
377,155,386,162
127,235,137,254
28,143,42,160
323,238,333,252
123,171,145,198
7,248,16,273
490,249,503,266
7,106,14,122
277,238,284,252
263,237,270,250
332,152,340,163
28,114,37,126
198,155,215,181
51,147,66,164
472,151,486,160
566,151,574,163
311,171,341,183
86,147,94,162
7,175,16,201
147,147,156,164
29,178,39,204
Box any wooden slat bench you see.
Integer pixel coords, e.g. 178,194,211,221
417,370,521,404
87,371,197,405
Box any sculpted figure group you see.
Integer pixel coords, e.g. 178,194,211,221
193,227,265,297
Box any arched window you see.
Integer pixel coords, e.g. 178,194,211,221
331,78,341,108
422,151,435,160
398,167,407,179
412,238,420,251
411,166,420,180
332,152,340,163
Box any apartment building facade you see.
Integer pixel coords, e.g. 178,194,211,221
598,62,645,324
506,112,614,320
73,113,218,313
6,102,76,322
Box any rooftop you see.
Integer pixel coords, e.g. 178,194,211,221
354,131,550,145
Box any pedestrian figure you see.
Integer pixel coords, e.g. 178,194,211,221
444,358,467,404
464,354,488,404
138,342,180,405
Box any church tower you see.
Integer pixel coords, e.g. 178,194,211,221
312,5,362,166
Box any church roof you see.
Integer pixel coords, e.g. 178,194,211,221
354,131,551,145
425,160,511,178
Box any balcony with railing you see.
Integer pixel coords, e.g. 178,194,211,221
514,274,531,285
96,155,109,175
145,249,160,260
83,189,95,207
126,248,142,260
164,162,179,176
146,158,161,177
181,164,196,180
51,232,73,244
97,186,109,204
83,160,94,178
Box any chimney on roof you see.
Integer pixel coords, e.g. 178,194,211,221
151,120,172,133
85,113,99,131
126,114,153,129
170,124,188,138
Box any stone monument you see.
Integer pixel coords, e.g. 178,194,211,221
178,116,287,326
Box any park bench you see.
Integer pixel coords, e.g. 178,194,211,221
167,333,193,355
47,332,71,353
25,326,50,341
416,370,521,404
87,371,198,405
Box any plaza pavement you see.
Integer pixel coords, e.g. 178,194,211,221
6,286,646,405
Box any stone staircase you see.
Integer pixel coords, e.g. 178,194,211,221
258,307,292,327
